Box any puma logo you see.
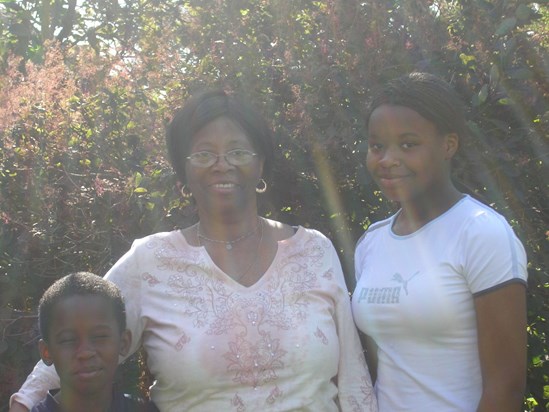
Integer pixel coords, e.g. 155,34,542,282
391,271,420,295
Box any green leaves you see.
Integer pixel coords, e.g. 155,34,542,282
0,1,547,409
472,84,489,107
496,17,517,36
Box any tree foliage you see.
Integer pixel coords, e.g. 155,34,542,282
0,1,548,410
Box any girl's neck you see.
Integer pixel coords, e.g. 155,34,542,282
394,185,464,235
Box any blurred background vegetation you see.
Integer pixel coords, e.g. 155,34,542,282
0,0,547,410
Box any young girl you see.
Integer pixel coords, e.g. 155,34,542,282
352,72,527,411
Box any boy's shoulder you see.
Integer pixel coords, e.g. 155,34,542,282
30,390,59,412
113,391,160,412
30,390,159,412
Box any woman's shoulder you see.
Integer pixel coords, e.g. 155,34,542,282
262,218,298,241
133,229,182,243
263,218,334,246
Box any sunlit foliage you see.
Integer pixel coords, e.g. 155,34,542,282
1,1,547,410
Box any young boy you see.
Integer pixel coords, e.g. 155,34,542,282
31,272,158,412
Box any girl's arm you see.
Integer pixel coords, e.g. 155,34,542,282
475,283,527,412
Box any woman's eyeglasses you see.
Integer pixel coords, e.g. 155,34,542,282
186,149,258,168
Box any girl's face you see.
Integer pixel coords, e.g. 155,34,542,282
185,116,264,214
366,104,458,204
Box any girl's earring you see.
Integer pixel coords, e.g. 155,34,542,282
256,179,267,194
181,185,193,198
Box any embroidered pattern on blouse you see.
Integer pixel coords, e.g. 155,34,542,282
314,327,329,345
231,393,245,412
322,268,334,280
150,234,338,408
266,385,284,404
224,332,287,387
348,354,377,412
142,272,160,287
175,332,191,351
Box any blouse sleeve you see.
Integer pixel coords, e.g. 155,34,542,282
10,239,146,410
329,245,378,412
104,238,147,358
9,361,58,409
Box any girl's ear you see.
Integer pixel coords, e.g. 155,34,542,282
119,329,132,357
444,133,459,160
38,339,54,366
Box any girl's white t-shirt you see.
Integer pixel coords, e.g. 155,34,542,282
352,195,527,412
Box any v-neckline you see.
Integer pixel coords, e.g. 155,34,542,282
177,226,303,290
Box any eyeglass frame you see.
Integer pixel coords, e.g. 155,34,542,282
185,149,259,168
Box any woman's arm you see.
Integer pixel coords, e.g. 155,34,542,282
359,332,378,385
9,400,29,412
328,246,378,412
475,283,527,412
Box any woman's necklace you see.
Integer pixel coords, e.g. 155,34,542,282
236,218,264,282
197,219,259,250
197,218,264,283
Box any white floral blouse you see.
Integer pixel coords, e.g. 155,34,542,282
12,227,377,412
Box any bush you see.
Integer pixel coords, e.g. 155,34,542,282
1,2,547,410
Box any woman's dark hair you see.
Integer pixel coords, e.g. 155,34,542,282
38,272,126,342
166,89,275,184
366,72,469,142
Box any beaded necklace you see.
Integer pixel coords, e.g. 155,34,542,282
197,219,259,250
197,218,264,283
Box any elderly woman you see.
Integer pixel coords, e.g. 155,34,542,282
11,90,377,412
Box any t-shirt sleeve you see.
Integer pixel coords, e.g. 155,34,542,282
329,245,378,412
461,210,527,295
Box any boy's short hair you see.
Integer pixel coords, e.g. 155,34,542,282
38,272,126,342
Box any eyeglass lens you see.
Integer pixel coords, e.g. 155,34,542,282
187,150,256,167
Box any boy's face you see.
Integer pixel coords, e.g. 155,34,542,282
39,294,130,398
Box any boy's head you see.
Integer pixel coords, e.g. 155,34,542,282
38,272,130,398
39,272,127,341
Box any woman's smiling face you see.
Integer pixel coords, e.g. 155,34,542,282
185,116,264,214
